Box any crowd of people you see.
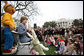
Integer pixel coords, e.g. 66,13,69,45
34,26,83,55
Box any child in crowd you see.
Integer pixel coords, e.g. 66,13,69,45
71,43,78,55
49,36,55,46
45,37,51,46
79,41,83,55
54,39,66,54
63,39,74,55
54,37,60,50
64,38,68,48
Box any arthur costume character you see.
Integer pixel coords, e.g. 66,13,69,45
2,1,17,54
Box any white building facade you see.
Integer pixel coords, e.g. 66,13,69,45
56,18,74,28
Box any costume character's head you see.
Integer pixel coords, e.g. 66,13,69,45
4,1,16,15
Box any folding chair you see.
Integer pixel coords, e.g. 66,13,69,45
11,31,31,54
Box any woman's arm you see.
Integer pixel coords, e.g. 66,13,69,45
18,24,27,35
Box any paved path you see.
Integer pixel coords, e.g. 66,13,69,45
16,45,32,55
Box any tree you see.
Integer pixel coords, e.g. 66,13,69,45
79,19,83,26
37,26,40,29
43,21,57,28
43,22,49,28
1,1,39,19
49,21,57,27
13,18,20,27
72,19,83,26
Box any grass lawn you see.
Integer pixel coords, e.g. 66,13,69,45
41,41,59,55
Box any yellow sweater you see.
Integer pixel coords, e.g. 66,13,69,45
2,13,16,30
